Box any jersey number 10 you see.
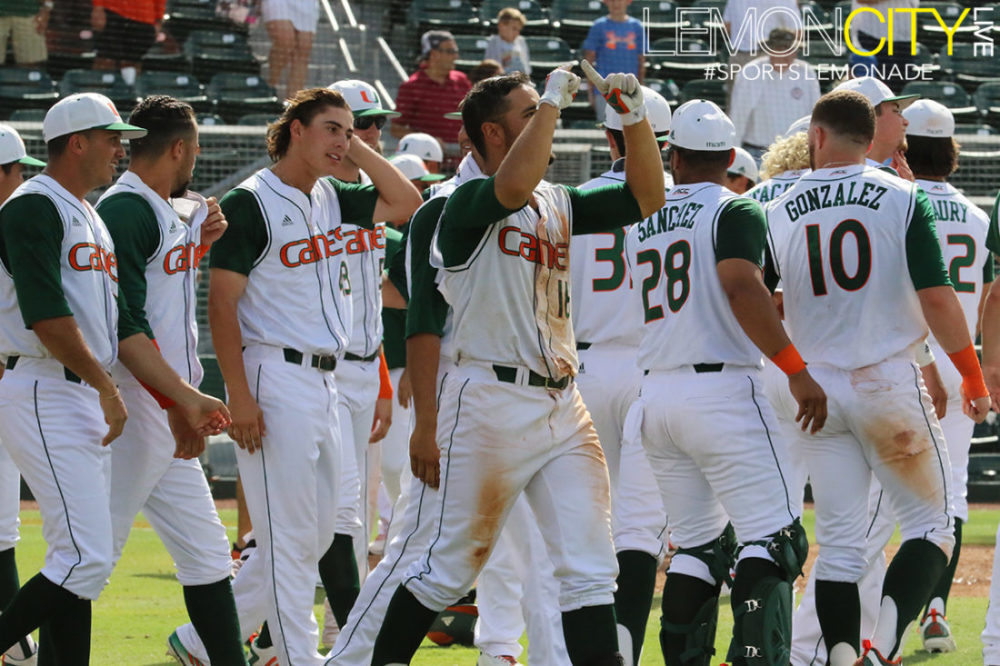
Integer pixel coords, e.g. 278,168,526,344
805,219,872,296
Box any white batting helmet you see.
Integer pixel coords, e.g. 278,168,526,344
397,132,444,163
665,100,735,151
603,85,671,133
904,99,955,138
727,147,759,185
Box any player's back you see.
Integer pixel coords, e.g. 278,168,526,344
746,168,810,204
766,165,933,369
626,182,764,372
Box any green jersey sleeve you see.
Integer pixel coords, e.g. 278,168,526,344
0,194,71,326
406,197,450,339
115,286,146,340
210,188,268,275
328,177,378,229
98,193,159,339
387,223,409,301
988,191,1000,255
714,198,767,266
907,188,952,291
565,183,644,234
985,252,995,284
437,177,519,267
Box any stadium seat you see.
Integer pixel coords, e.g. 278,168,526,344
646,37,718,85
901,80,979,120
8,108,46,122
974,82,1000,128
524,36,574,76
939,43,1000,93
954,122,997,136
237,113,279,125
196,113,227,126
640,1,686,36
141,43,192,75
452,34,491,71
681,78,727,107
46,50,97,81
185,30,260,82
968,453,1000,502
549,0,607,44
919,2,976,50
644,77,682,108
406,0,479,32
136,72,210,112
59,69,139,112
207,73,282,123
0,68,59,119
478,0,550,35
166,0,237,45
950,149,1000,196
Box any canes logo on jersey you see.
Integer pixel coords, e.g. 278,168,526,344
343,224,385,256
498,225,569,270
163,241,201,275
70,242,118,282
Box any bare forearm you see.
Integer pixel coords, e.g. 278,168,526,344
117,333,196,400
494,103,560,209
382,274,407,309
406,334,441,428
32,316,117,395
920,286,974,354
209,300,252,400
351,138,422,221
726,276,793,357
623,118,666,217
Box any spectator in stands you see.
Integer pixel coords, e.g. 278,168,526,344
729,28,820,163
390,30,470,145
0,0,50,67
722,0,798,106
582,0,644,115
849,0,918,93
484,7,531,76
468,59,502,85
91,0,163,84
262,0,318,99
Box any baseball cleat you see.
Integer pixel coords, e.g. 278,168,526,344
477,654,520,665
3,635,38,665
248,634,279,666
166,631,206,666
854,640,900,665
921,609,957,653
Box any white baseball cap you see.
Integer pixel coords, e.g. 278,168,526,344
42,92,147,143
328,79,401,118
784,115,811,138
727,146,759,185
603,86,671,133
390,154,447,182
397,132,444,163
903,99,955,138
663,99,735,151
834,76,919,110
0,124,44,167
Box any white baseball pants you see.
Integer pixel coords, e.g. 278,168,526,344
0,444,20,553
379,367,410,513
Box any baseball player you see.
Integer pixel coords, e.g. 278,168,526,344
0,123,46,666
981,183,1000,666
625,98,821,666
389,153,446,192
368,63,666,665
724,146,758,195
834,77,918,174
745,120,811,205
395,132,444,173
0,92,230,662
91,95,247,666
765,89,989,666
187,87,419,666
569,85,672,666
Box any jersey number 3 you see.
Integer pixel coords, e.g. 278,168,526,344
637,240,691,322
805,219,871,296
592,228,627,292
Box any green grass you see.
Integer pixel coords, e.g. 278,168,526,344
11,507,999,664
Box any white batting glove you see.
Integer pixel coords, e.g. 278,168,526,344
539,66,580,111
581,60,646,126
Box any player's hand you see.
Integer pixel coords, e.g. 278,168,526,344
397,368,412,408
891,149,915,182
176,390,231,437
580,61,645,125
983,363,1000,411
788,369,827,433
370,397,392,443
91,5,106,31
200,197,228,246
961,383,992,423
167,405,207,459
920,362,948,419
409,422,440,489
538,64,580,111
227,392,266,453
99,389,128,447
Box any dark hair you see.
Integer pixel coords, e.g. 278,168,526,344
127,95,196,161
267,88,350,161
47,129,93,158
905,135,959,178
460,72,531,158
812,90,875,144
669,146,732,170
607,128,669,157
0,162,16,175
469,59,504,85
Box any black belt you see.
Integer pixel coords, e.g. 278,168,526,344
576,341,592,350
5,355,82,383
283,347,337,371
343,350,379,363
644,363,724,376
493,364,570,390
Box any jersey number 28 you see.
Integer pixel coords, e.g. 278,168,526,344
637,240,691,322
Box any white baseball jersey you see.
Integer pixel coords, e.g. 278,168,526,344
340,221,387,358
98,171,204,386
626,183,767,372
730,58,820,148
0,175,120,365
570,160,671,348
766,165,951,369
745,168,810,204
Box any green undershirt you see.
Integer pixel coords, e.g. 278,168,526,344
97,192,159,339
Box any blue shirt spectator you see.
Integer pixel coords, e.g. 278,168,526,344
582,14,645,79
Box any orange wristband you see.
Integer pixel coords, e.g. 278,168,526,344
949,344,988,400
378,350,393,400
771,343,806,376
140,339,177,409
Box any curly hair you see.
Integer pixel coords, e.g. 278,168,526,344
759,132,811,181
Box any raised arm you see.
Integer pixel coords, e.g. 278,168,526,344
347,135,422,224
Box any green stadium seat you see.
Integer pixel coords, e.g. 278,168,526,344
919,2,976,50
141,43,192,75
59,69,138,113
135,72,210,112
550,0,606,43
973,82,1000,127
46,50,97,81
478,0,550,35
0,68,59,119
968,453,1000,502
954,122,997,136
681,78,727,107
452,34,491,70
8,108,46,122
901,80,978,120
644,77,682,108
939,43,1000,93
207,73,282,123
185,30,259,82
166,0,236,45
406,0,479,32
196,113,227,126
524,36,574,74
950,149,1000,196
647,38,719,85
237,113,279,125
637,1,684,36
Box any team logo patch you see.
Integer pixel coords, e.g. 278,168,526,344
169,221,177,233
281,214,294,227
71,217,82,227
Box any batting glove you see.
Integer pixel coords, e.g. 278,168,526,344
539,66,580,111
581,61,646,126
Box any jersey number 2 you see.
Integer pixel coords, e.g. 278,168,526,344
637,240,691,322
805,219,871,296
947,234,976,293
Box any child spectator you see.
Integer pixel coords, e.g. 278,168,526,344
484,7,531,75
468,58,503,84
582,0,644,114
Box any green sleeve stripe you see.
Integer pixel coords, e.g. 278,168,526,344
98,192,160,338
985,252,995,284
438,178,505,267
907,188,952,291
567,183,644,235
406,197,450,338
210,187,269,276
714,197,767,266
329,177,379,230
988,192,1000,255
